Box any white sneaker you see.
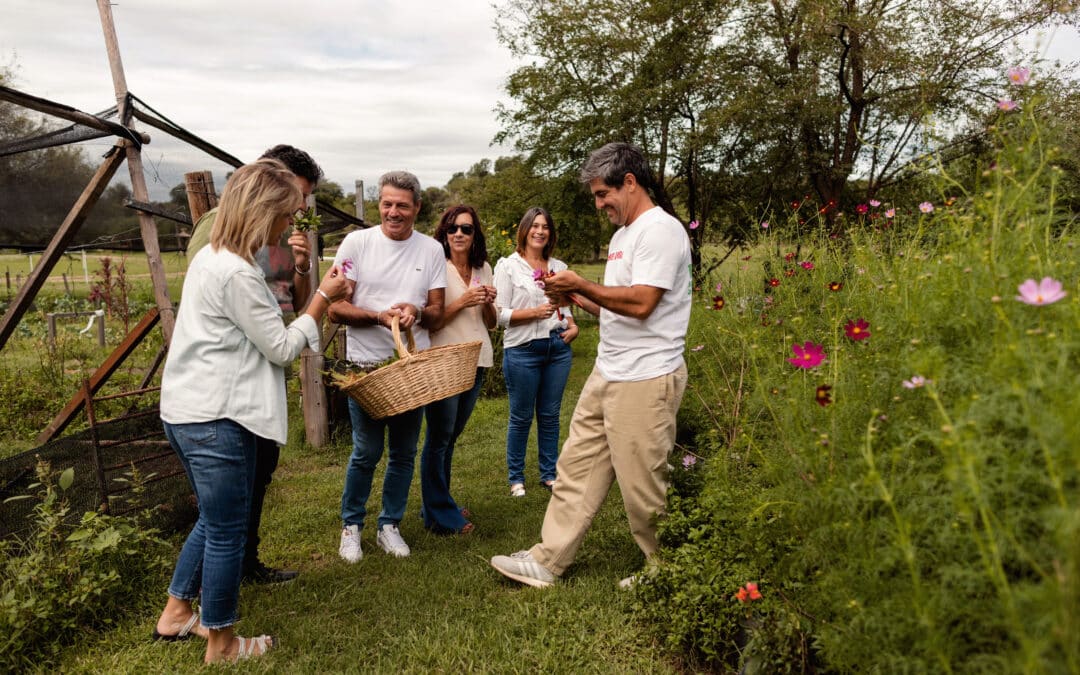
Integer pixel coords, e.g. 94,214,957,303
490,550,555,588
510,483,526,497
376,524,411,558
339,524,362,563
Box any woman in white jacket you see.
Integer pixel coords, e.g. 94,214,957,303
153,159,349,663
492,207,578,497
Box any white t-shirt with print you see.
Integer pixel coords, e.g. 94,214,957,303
333,227,447,365
596,206,692,382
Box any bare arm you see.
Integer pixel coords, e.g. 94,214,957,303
287,231,312,310
545,270,664,320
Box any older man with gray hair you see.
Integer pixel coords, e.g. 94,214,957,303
330,171,446,562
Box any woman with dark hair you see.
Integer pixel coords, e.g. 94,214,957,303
492,207,578,498
421,205,497,533
154,159,349,662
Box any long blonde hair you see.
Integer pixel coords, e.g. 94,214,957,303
210,159,300,261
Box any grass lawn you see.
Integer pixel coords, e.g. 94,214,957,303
55,313,683,673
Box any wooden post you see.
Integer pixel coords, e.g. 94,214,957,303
97,0,175,345
354,180,364,220
183,170,218,224
300,193,329,446
0,142,126,352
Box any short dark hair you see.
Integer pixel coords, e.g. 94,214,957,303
434,205,488,269
579,142,656,193
259,144,323,185
515,206,557,260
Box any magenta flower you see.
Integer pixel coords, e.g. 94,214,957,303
800,261,814,270
788,341,826,369
682,454,697,468
856,204,869,215
761,221,769,229
885,208,896,218
919,201,934,214
844,318,870,341
340,258,354,274
715,281,723,293
1007,66,1031,86
869,199,881,207
1015,277,1067,306
997,99,1017,112
689,220,700,230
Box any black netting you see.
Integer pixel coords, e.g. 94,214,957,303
0,405,195,539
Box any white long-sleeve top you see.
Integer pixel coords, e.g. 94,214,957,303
160,246,321,446
492,251,569,349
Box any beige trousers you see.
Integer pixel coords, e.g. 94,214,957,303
530,363,688,576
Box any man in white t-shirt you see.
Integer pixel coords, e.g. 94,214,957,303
329,171,446,562
491,142,691,588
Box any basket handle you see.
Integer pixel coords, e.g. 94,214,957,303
389,314,417,360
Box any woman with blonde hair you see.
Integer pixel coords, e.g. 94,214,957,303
153,159,349,663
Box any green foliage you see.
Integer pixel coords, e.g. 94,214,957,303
0,460,172,672
635,90,1080,671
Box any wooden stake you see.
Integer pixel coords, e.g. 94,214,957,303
97,0,175,344
183,170,218,224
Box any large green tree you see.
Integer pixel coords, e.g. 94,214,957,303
495,0,1071,241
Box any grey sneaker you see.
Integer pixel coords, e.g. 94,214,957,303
339,524,362,563
376,524,411,558
490,550,555,588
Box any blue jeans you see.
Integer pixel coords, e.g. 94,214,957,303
341,399,424,530
421,368,485,533
163,419,257,630
503,330,572,485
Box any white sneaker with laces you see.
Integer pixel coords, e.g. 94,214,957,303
490,550,555,588
510,483,526,497
376,524,411,558
339,524,362,563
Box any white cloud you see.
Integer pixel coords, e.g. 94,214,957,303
1,0,520,192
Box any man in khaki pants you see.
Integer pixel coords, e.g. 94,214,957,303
490,142,691,588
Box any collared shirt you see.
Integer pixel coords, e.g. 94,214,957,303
492,251,569,349
160,246,321,445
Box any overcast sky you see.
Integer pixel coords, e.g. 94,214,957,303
2,2,1078,201
1,0,521,196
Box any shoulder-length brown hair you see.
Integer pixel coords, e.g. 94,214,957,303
210,159,300,262
515,206,557,260
434,205,488,269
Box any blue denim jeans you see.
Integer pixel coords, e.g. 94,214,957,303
421,368,485,533
163,419,257,630
503,329,572,485
341,399,424,530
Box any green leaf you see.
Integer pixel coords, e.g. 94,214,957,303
58,468,74,491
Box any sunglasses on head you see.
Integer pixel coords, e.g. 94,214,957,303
447,224,474,235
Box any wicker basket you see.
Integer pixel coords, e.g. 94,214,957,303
336,316,482,419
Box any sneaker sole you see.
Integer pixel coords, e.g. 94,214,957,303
490,560,553,588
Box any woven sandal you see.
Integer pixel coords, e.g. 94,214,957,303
233,634,275,661
151,612,201,642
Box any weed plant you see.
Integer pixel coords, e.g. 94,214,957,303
635,85,1079,671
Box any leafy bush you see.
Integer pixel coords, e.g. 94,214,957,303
635,84,1079,671
0,460,172,671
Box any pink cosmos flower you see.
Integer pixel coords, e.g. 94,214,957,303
902,376,929,389
844,318,870,341
997,99,1017,111
682,454,697,468
800,261,814,270
1007,66,1031,86
885,208,896,218
689,220,700,230
856,204,869,215
761,221,769,229
1015,277,1067,306
340,258,354,274
919,202,934,214
869,199,881,207
788,341,826,369
715,282,723,293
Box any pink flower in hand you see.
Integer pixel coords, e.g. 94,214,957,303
1015,277,1067,306
788,342,826,369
